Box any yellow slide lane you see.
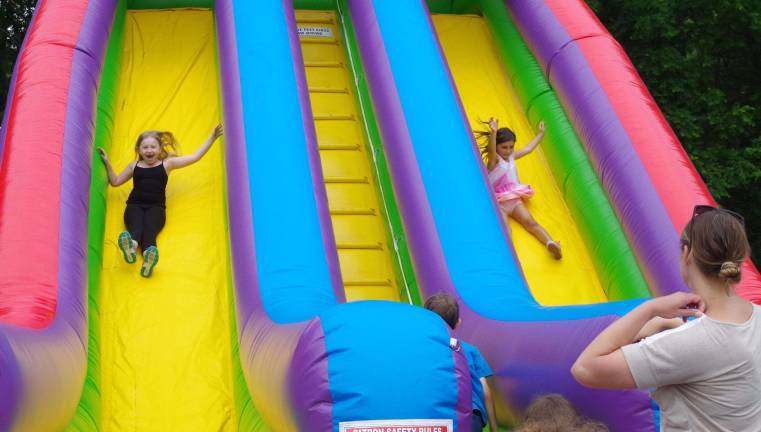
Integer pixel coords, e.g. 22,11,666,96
99,10,237,431
296,10,401,302
432,15,606,305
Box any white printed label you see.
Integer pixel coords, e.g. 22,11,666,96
298,26,333,38
339,419,453,432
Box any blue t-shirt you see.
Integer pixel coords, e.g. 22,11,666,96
461,341,493,424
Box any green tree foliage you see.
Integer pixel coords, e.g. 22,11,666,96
586,0,761,266
1,0,35,119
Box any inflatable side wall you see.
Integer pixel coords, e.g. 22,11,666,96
0,1,115,430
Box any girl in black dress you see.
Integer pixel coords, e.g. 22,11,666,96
98,124,223,277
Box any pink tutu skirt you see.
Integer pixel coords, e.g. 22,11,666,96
495,183,534,214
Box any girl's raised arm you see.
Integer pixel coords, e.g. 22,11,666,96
485,117,499,171
164,124,223,173
514,121,545,159
98,148,135,186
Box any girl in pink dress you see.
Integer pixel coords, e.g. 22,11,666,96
480,117,561,259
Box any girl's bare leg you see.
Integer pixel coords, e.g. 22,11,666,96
510,203,562,259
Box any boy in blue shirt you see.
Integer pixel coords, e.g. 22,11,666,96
424,293,497,432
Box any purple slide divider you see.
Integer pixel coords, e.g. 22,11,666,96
288,317,334,430
0,0,116,429
347,0,655,429
215,0,306,427
346,0,456,298
506,0,686,297
452,333,472,430
214,0,259,318
283,0,345,302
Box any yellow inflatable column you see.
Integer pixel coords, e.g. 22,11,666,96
296,10,401,302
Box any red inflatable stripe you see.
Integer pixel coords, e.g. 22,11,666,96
0,0,89,328
544,0,761,302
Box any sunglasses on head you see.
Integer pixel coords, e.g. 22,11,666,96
691,205,744,225
683,204,745,247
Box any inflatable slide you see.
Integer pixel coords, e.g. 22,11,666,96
1,0,759,431
0,1,468,430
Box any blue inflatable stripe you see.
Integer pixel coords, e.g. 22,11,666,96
323,301,460,430
232,0,336,323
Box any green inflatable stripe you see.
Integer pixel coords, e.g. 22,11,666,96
65,1,127,429
336,0,422,305
128,0,213,9
226,256,268,431
294,0,335,10
481,0,650,300
426,0,480,14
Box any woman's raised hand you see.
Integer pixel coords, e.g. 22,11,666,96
648,292,705,321
97,147,108,163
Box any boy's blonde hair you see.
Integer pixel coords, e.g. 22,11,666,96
515,394,579,432
134,130,179,161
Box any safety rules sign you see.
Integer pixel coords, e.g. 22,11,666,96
297,26,333,38
339,419,453,432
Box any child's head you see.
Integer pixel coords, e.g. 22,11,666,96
423,293,459,330
519,394,578,431
494,127,517,159
576,420,610,431
134,130,178,161
679,206,749,286
476,125,517,159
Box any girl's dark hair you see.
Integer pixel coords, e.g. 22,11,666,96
474,121,517,155
681,210,750,284
423,293,459,329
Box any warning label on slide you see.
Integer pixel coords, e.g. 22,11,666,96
298,26,333,38
339,419,453,432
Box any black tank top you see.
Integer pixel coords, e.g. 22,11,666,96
127,162,168,207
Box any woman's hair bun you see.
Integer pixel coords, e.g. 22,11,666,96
719,261,741,279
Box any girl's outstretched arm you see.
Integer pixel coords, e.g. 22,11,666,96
164,124,223,173
98,148,135,186
485,117,499,171
514,121,544,159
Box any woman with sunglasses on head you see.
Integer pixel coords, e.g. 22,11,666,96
572,205,761,431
